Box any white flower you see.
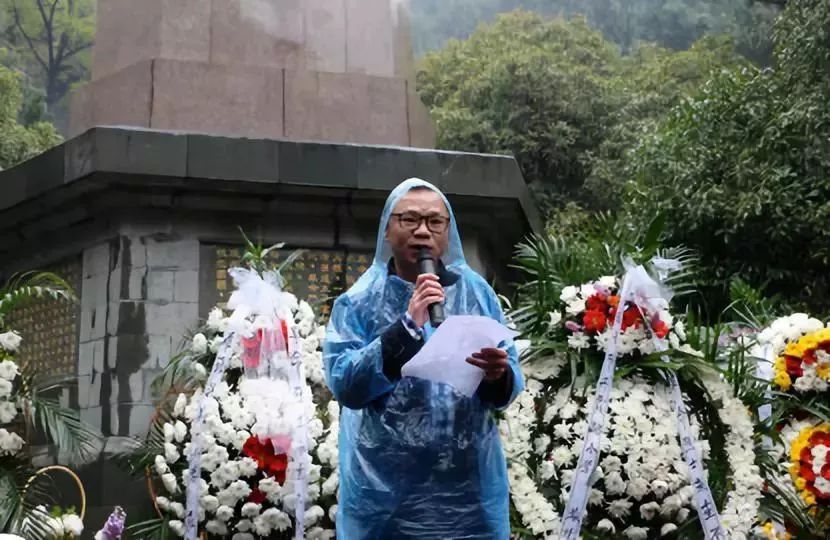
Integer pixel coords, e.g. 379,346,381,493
206,520,228,535
191,362,207,378
209,335,224,354
241,502,261,518
0,379,12,399
322,473,339,496
604,471,626,496
540,460,556,481
161,472,178,493
651,479,669,499
156,496,170,511
169,502,185,519
639,501,660,521
660,494,682,518
548,312,562,329
191,333,208,354
201,495,219,512
0,359,19,380
533,435,550,455
0,428,24,454
304,505,325,526
598,275,617,288
0,331,22,353
661,523,678,536
168,520,185,537
596,518,616,534
232,534,254,540
61,513,84,537
560,286,579,303
164,442,180,463
567,332,590,350
551,445,573,465
154,455,169,476
626,477,649,500
624,526,649,540
206,307,227,331
174,420,188,442
173,393,188,418
328,504,338,522
0,401,17,423
215,505,234,522
608,499,633,519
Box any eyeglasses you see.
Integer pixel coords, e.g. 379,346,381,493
390,212,450,233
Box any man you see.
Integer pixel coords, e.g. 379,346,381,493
323,178,524,539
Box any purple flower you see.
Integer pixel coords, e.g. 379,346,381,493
565,321,582,333
95,507,126,540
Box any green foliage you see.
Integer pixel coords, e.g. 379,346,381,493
585,35,749,210
409,0,781,63
0,270,100,539
511,211,697,336
0,65,61,169
418,12,623,209
417,13,745,218
0,0,94,125
624,0,830,314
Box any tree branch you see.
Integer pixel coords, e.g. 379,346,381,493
10,0,49,71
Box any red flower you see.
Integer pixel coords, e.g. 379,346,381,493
585,294,608,313
822,463,830,482
652,319,670,339
622,307,642,330
803,349,817,365
607,295,620,308
249,488,267,504
583,310,608,333
801,463,816,482
242,436,289,484
785,356,804,377
810,431,830,446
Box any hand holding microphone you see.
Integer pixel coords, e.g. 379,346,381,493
406,248,446,328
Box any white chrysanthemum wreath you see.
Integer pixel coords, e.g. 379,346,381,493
502,368,762,539
150,294,340,540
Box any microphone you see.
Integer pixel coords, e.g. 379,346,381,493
417,248,445,327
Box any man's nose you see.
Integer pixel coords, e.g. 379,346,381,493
413,221,431,236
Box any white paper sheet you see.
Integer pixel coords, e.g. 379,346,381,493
400,315,518,397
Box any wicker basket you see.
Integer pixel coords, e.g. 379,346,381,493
23,465,86,519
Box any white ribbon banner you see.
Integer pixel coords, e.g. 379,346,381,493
287,324,308,540
184,333,236,540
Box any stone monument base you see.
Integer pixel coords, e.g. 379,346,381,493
69,59,435,147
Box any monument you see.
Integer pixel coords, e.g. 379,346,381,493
0,0,539,526
69,0,434,147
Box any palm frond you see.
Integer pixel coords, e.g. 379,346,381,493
0,271,76,325
21,391,100,466
126,517,172,540
0,460,67,540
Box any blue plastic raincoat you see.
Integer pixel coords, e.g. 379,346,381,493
323,178,524,539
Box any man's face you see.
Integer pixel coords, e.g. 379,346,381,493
385,188,450,265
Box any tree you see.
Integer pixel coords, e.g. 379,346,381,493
0,64,61,169
1,0,94,124
585,35,748,210
417,12,623,211
408,0,781,63
624,0,830,313
417,12,743,217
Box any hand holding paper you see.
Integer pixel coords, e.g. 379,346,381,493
400,315,517,397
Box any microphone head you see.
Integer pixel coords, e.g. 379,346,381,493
416,247,433,261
